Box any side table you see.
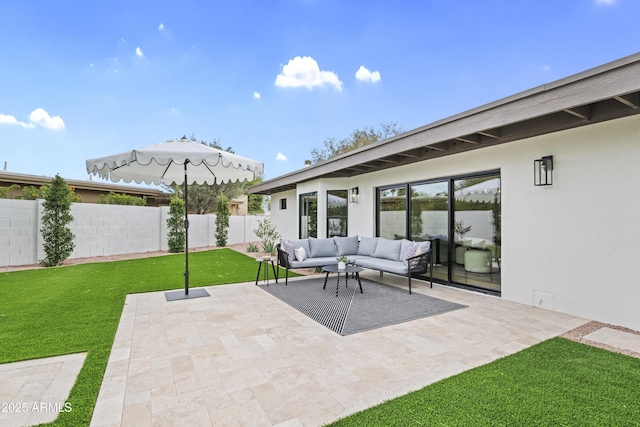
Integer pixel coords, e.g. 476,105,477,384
255,257,278,286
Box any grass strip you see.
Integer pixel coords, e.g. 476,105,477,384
328,337,640,426
0,249,292,426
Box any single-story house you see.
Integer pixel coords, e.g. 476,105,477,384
0,170,168,206
249,52,640,331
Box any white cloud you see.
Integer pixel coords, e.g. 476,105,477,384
542,65,551,71
275,56,343,91
136,47,144,57
0,109,65,130
595,0,615,5
29,108,65,130
0,113,34,128
355,65,381,83
276,152,287,161
158,23,165,30
253,92,261,99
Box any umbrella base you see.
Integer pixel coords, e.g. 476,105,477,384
164,288,210,302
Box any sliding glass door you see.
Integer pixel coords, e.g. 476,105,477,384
376,171,501,293
409,181,449,283
452,175,501,291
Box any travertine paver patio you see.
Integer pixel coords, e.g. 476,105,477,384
0,352,86,427
90,271,592,426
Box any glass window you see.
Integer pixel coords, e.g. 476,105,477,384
377,185,407,240
299,192,317,238
327,190,348,237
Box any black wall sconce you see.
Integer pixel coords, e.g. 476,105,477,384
534,156,553,186
348,187,359,203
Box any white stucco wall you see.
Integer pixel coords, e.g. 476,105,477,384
269,114,640,330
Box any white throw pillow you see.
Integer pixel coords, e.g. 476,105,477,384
294,246,307,262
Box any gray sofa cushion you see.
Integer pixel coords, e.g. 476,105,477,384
374,238,402,261
356,258,408,275
281,238,311,256
290,256,338,268
308,237,336,258
335,235,359,256
357,237,378,256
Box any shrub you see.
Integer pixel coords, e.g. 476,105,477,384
254,218,280,255
215,194,230,247
40,175,76,266
98,192,146,206
0,184,19,199
167,197,186,253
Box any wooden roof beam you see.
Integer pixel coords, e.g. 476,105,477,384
614,93,639,109
477,130,500,139
563,105,591,120
455,135,480,144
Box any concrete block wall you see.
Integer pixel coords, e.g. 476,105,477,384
69,203,163,259
0,199,39,266
0,199,269,267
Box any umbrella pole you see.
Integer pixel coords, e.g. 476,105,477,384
184,162,189,295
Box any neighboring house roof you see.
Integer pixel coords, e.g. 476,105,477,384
0,170,168,205
250,52,640,195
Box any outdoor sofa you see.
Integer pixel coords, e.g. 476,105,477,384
276,235,432,294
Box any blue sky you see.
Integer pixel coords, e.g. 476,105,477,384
1,0,639,186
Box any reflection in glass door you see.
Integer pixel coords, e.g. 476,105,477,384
452,176,501,291
378,186,407,240
299,192,317,238
327,190,348,237
409,181,449,283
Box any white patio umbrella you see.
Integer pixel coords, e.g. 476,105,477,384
86,137,264,300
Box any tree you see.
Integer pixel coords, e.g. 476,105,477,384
98,192,146,206
245,177,265,215
167,195,185,253
309,121,404,164
215,194,230,246
40,175,75,267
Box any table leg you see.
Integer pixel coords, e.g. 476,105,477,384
356,272,363,293
255,262,262,286
270,261,278,283
335,272,340,297
323,272,330,290
263,260,269,286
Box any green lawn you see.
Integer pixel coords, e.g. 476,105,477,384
0,248,287,426
2,251,639,426
328,337,640,426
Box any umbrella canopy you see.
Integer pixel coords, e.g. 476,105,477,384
86,138,263,186
86,138,264,299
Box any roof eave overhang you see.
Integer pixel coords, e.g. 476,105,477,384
250,52,640,195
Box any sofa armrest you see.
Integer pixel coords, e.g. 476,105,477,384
276,244,291,269
407,249,431,274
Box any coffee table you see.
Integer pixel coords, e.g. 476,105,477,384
322,264,363,297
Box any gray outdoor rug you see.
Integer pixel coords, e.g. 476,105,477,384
259,276,467,336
